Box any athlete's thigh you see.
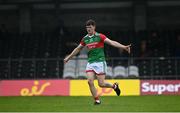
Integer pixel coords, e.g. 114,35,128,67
86,72,96,80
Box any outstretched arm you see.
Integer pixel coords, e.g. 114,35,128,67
64,44,84,63
104,38,131,54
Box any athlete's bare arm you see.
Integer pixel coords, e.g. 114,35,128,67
104,38,131,54
64,44,84,63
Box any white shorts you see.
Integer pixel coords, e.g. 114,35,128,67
86,61,107,75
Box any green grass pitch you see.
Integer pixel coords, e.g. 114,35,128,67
0,96,180,112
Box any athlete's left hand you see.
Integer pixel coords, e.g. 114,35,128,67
124,44,131,54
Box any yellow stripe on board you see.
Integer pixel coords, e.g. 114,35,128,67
70,80,140,96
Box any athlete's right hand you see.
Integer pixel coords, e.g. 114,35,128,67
64,56,69,64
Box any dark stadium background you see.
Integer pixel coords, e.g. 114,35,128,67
0,0,179,80
0,0,180,112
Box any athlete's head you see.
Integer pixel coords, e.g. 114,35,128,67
86,19,96,35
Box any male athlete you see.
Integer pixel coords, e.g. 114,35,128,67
64,19,131,105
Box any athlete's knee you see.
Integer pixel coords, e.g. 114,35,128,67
88,79,94,86
98,82,105,88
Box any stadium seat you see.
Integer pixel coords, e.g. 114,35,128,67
11,60,22,79
113,65,127,78
127,65,139,78
36,60,48,78
163,59,175,76
63,57,76,79
76,54,88,79
177,59,180,76
63,68,76,79
47,60,60,78
106,66,113,79
152,59,163,76
21,61,35,79
135,59,151,78
0,61,9,79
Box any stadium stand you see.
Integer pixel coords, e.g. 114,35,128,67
0,29,180,80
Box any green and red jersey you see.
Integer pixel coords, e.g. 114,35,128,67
80,32,107,63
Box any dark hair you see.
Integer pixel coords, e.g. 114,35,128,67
86,19,96,26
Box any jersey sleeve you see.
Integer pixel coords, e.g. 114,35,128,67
100,33,107,41
80,38,86,46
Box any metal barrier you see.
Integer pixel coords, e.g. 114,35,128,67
0,57,180,80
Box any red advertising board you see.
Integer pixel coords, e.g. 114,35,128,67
141,80,180,95
1,79,180,96
0,80,69,96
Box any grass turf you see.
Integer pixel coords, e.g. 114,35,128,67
0,95,180,112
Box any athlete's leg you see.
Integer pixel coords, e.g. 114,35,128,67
86,71,100,104
96,74,113,88
87,72,97,97
97,74,121,96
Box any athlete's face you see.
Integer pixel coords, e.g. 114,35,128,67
86,25,95,35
